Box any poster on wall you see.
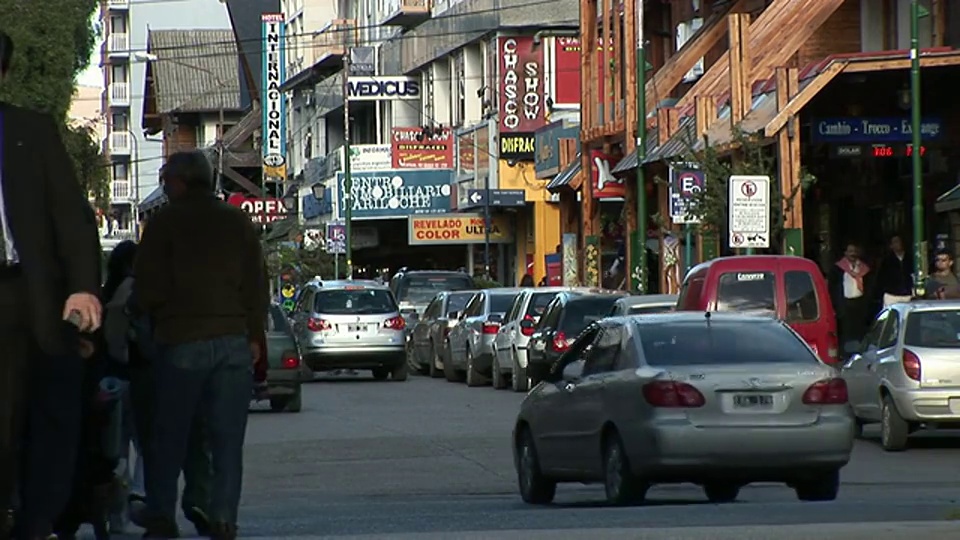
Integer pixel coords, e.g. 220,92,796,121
590,149,625,199
391,127,455,169
261,13,287,180
498,36,546,134
553,37,581,106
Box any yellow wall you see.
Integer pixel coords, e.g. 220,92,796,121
498,161,561,282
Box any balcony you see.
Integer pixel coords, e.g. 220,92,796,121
108,32,129,56
109,131,131,155
111,179,131,201
312,19,357,70
380,0,431,28
108,82,129,107
106,0,129,9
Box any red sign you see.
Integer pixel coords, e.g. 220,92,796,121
391,126,454,169
590,149,626,199
499,36,546,133
227,193,286,224
554,37,582,106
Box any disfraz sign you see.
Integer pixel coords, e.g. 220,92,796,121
347,76,420,101
261,13,287,179
728,175,770,249
499,36,545,133
499,132,535,161
391,127,454,169
335,170,454,220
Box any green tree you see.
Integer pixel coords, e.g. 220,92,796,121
0,0,109,209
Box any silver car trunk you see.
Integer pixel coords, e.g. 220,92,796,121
903,309,960,389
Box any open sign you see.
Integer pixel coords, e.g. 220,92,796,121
227,194,286,224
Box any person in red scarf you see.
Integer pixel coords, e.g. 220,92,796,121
829,243,872,350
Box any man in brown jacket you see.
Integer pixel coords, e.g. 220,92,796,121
133,151,268,539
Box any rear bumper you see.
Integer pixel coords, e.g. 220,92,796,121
303,346,405,371
253,368,306,400
890,387,960,422
623,415,854,481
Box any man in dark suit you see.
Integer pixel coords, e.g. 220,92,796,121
0,31,103,539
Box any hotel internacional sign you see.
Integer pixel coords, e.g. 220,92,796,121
261,13,287,179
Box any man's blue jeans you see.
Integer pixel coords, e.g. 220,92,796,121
146,335,252,525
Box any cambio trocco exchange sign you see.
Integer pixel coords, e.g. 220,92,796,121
261,13,287,180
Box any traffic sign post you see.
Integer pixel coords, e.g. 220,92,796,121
727,175,770,252
326,221,346,278
669,166,704,271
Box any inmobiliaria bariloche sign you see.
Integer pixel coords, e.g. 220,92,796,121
498,36,544,161
335,170,454,220
261,13,287,180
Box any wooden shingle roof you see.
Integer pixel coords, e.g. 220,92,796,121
147,29,242,114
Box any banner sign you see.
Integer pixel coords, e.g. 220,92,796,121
499,132,535,161
260,13,287,179
408,213,513,245
590,149,625,199
534,121,579,178
669,167,704,224
346,76,421,101
325,222,346,254
498,36,546,133
348,144,392,172
227,193,286,224
335,169,454,220
553,37,581,106
391,126,454,169
811,117,943,143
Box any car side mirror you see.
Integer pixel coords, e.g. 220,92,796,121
562,359,584,381
448,311,460,320
843,341,860,355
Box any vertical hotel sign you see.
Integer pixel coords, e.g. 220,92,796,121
261,13,287,179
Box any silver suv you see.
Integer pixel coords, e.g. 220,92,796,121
291,282,408,381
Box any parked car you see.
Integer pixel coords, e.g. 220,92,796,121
291,282,408,381
252,304,310,412
526,291,627,386
407,290,476,377
841,301,960,451
609,294,678,316
493,287,598,392
513,312,854,506
389,268,475,325
676,255,839,364
445,289,524,386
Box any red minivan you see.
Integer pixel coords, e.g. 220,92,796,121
676,255,839,365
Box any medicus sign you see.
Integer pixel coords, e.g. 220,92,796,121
498,36,545,134
261,13,287,180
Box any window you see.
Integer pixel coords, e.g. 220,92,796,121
675,18,704,82
463,293,483,317
111,113,128,131
678,277,705,308
267,306,291,333
862,310,890,349
628,305,674,315
313,288,398,315
395,274,474,303
489,292,518,314
583,326,622,375
527,292,559,318
905,310,960,348
878,311,901,349
559,296,622,335
505,292,525,322
538,299,562,329
636,320,817,367
110,64,127,83
423,297,441,319
296,289,315,313
785,271,820,322
112,162,129,182
716,272,776,312
109,15,126,33
452,52,465,127
446,292,473,315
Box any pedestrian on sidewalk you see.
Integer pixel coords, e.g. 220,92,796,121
924,249,960,300
876,234,914,306
134,150,269,539
829,243,872,349
0,29,104,540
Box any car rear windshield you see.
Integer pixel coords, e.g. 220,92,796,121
628,304,674,315
315,288,398,315
717,271,777,312
904,310,960,348
527,292,559,317
447,292,473,313
636,320,816,366
267,306,289,332
560,296,620,334
396,275,473,303
489,293,517,314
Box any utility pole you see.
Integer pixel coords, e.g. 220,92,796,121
910,0,925,296
217,94,225,194
634,0,648,293
342,45,354,280
483,148,491,279
129,130,140,239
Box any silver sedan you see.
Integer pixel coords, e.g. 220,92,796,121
513,312,854,506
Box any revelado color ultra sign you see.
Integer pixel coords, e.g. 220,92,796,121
261,13,287,179
346,76,421,101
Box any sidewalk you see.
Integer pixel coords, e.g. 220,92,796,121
242,521,960,540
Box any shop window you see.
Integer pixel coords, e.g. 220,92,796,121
675,18,704,82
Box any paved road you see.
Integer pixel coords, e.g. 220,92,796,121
110,373,960,538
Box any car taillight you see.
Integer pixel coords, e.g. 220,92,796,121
520,316,536,336
281,351,300,369
802,378,848,405
551,331,569,352
902,349,921,381
307,318,331,332
384,316,406,330
482,320,501,334
642,381,705,408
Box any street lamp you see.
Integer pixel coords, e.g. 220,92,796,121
282,195,297,213
310,182,326,201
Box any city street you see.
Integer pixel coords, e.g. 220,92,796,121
221,374,960,538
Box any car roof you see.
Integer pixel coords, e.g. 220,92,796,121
891,300,960,312
616,294,678,306
394,270,470,277
312,282,390,291
687,254,820,275
614,311,784,326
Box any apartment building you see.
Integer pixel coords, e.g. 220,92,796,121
99,0,230,242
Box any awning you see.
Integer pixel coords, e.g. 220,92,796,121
936,184,960,213
642,118,698,164
546,154,582,191
610,127,661,173
700,91,779,148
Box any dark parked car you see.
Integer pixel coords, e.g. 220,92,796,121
252,304,311,412
407,290,476,377
526,291,627,386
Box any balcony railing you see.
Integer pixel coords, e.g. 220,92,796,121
112,180,131,200
106,0,129,9
312,19,357,67
108,33,129,56
110,131,131,155
380,0,431,27
108,82,129,107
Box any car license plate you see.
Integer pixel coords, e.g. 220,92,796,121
733,394,773,408
347,324,368,333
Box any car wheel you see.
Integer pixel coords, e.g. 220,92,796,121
443,341,464,382
284,386,303,413
853,417,865,439
407,342,426,375
371,367,389,381
794,469,840,501
516,428,556,505
703,482,740,503
491,350,508,390
511,349,530,393
390,362,409,382
881,395,910,451
465,348,489,387
428,341,443,378
269,398,286,412
602,431,648,505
